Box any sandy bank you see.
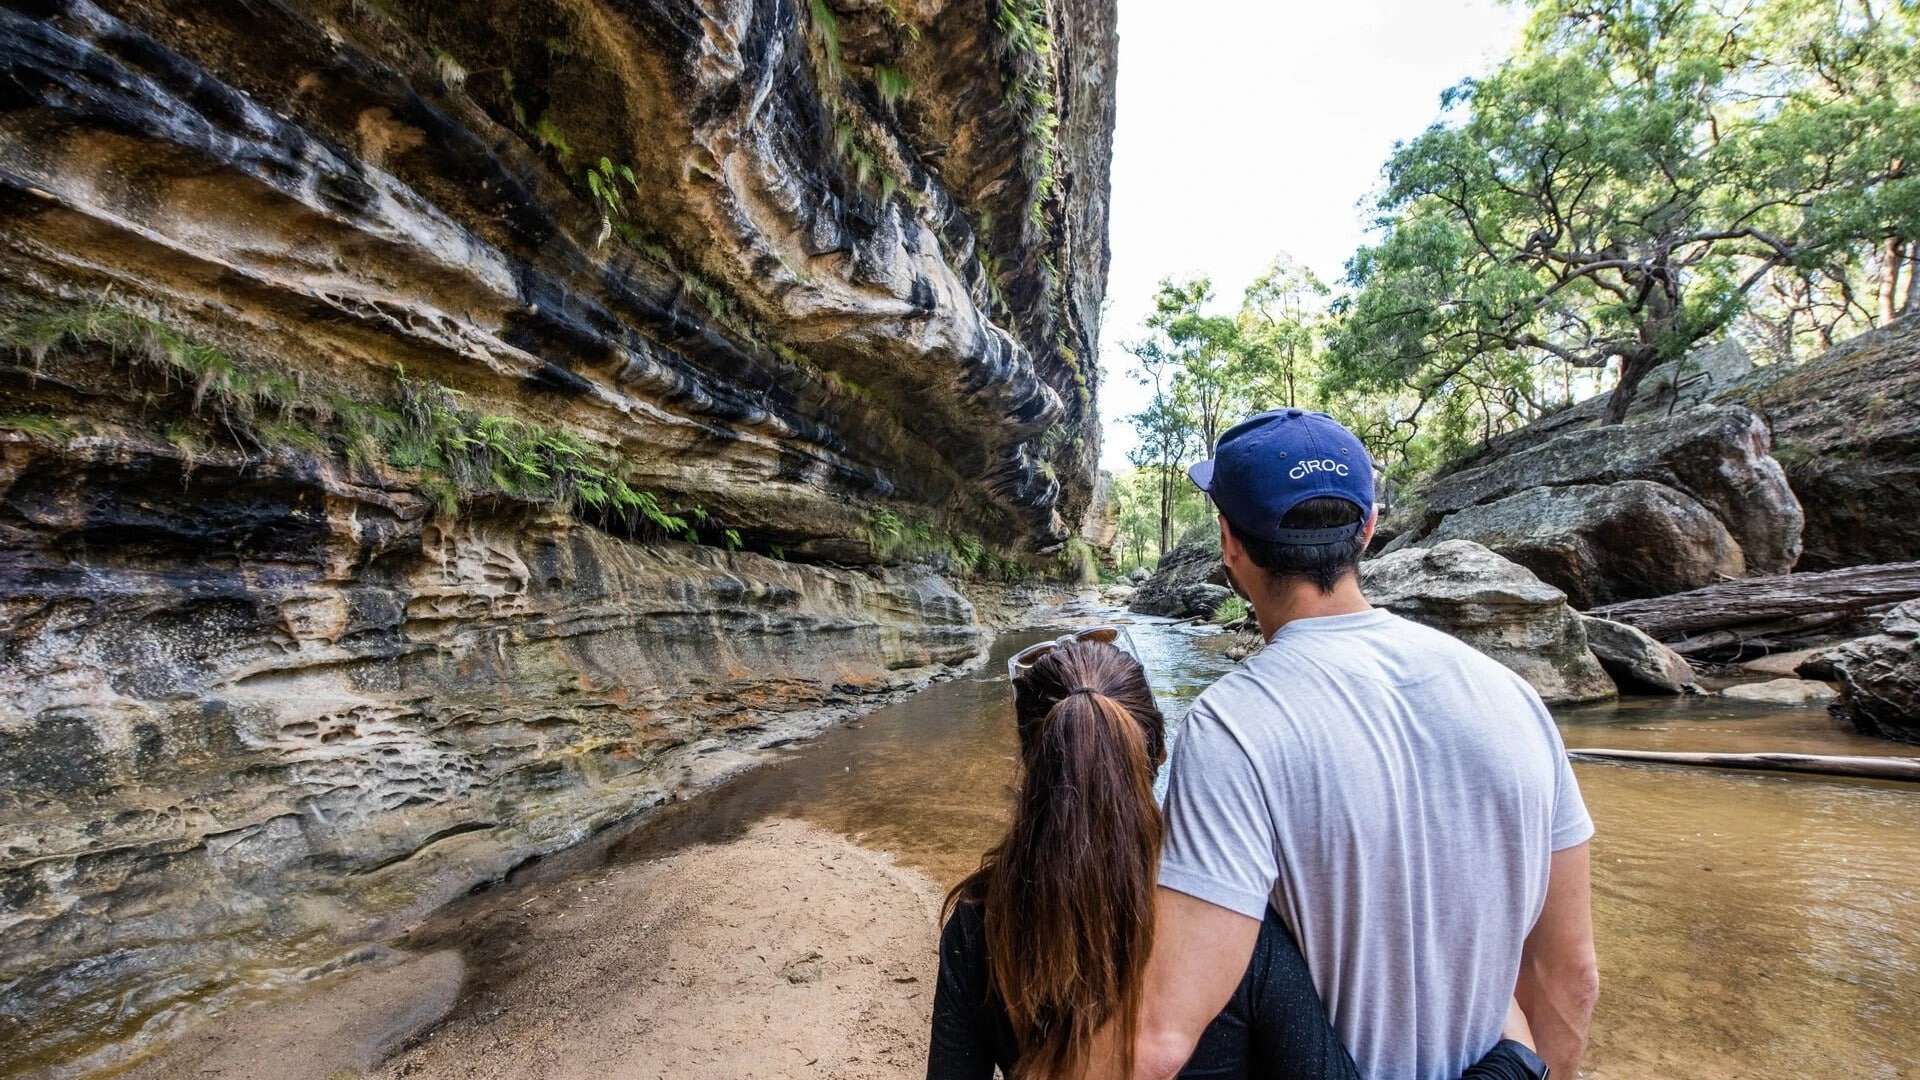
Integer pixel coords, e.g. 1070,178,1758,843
113,820,942,1080
385,819,941,1079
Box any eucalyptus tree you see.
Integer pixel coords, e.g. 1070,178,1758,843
1239,254,1331,409
1332,0,1920,425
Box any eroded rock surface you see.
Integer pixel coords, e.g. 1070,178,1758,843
1360,541,1616,705
1825,600,1920,743
0,436,983,1071
1719,678,1837,706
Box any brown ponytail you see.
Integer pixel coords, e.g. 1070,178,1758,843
947,641,1168,1079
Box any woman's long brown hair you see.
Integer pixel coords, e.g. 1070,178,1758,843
947,640,1169,1079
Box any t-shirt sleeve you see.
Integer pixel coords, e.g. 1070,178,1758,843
1157,696,1280,921
1542,702,1594,851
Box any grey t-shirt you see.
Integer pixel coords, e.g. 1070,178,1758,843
1159,608,1592,1080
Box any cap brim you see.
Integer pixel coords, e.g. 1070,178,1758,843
1187,459,1215,492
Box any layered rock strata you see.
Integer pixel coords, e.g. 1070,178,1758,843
0,434,984,1071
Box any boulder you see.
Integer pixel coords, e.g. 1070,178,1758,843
1425,481,1744,609
1360,541,1616,704
1129,524,1230,618
1823,600,1920,742
1578,615,1700,694
1127,566,1152,585
1173,583,1234,620
1388,404,1802,607
1718,317,1920,570
1718,678,1838,706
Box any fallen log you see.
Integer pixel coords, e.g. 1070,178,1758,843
1590,561,1920,642
1568,748,1920,783
1661,608,1896,657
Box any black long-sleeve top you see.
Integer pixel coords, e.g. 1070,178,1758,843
927,901,1546,1080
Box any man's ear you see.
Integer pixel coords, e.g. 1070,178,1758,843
1360,507,1378,550
1217,514,1239,564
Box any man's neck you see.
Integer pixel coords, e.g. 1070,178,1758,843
1252,575,1372,641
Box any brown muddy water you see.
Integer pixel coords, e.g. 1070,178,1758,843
611,613,1920,1080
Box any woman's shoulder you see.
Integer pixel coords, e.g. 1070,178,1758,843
939,898,989,955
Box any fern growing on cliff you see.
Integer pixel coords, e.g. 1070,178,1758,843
0,306,305,435
873,65,911,107
993,0,1060,229
0,304,729,548
585,157,642,248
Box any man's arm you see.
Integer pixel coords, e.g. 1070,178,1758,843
1132,888,1263,1080
1515,842,1599,1077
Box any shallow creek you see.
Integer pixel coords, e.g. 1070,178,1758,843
611,612,1920,1080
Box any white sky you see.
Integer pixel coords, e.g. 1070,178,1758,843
1095,0,1528,471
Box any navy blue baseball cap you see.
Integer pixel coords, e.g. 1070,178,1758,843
1188,409,1375,543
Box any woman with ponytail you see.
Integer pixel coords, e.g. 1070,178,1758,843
926,637,1545,1080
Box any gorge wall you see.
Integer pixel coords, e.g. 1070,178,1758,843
0,0,1117,1070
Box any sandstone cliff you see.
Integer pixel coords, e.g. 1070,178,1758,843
0,0,1116,1069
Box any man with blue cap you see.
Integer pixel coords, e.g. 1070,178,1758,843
1127,409,1598,1080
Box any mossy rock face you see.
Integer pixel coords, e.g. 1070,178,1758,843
0,0,1117,1070
0,434,987,1071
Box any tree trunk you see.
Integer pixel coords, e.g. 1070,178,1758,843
1879,237,1905,323
1157,465,1172,559
1589,561,1920,642
1602,350,1657,424
1568,749,1920,783
1905,248,1920,315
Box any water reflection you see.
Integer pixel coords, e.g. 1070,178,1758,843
615,613,1920,1079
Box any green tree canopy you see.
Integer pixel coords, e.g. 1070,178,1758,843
1330,0,1920,425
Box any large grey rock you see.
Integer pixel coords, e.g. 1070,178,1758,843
1361,541,1616,704
1426,481,1745,609
1824,600,1920,742
1129,524,1229,618
1390,404,1802,606
1578,615,1700,694
1719,317,1920,570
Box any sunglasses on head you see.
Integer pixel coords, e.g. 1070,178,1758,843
1005,625,1136,681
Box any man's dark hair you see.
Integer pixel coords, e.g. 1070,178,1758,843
1226,497,1367,594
